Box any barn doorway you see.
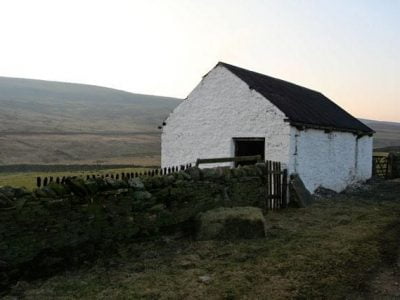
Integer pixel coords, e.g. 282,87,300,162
233,138,265,167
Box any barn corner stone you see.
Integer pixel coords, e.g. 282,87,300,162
290,174,313,208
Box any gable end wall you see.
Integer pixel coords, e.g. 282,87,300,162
161,66,291,168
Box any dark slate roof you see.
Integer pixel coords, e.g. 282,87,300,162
218,62,374,134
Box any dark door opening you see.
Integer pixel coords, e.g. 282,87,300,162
233,138,265,167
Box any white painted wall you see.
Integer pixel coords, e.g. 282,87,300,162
161,65,292,168
288,127,373,193
355,135,373,181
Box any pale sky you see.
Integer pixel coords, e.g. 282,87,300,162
0,0,399,122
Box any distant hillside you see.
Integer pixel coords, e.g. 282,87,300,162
0,76,398,166
360,119,400,149
0,77,180,133
0,77,181,165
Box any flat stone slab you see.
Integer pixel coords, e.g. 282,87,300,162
196,206,266,240
290,174,313,208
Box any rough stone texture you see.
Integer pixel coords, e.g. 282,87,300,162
196,206,266,240
0,163,269,290
0,186,32,209
161,64,373,193
314,186,338,199
128,178,145,190
184,167,201,181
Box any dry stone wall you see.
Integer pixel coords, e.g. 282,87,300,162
0,163,269,290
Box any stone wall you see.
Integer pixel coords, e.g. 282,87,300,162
0,163,269,290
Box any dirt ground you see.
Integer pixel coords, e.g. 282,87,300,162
356,249,400,299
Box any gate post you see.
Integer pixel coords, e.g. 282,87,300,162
281,169,288,208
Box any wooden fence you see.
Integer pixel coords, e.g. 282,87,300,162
36,164,193,188
372,152,400,179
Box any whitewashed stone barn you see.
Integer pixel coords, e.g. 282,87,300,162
161,62,374,193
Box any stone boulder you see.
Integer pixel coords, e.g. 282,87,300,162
196,206,266,240
44,183,69,197
184,167,201,181
0,186,17,199
104,178,127,189
289,174,313,208
133,191,152,201
65,178,88,196
128,178,145,190
0,186,14,208
0,186,32,208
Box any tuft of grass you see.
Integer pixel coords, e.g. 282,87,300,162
4,180,400,299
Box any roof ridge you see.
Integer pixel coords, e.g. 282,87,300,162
217,61,322,95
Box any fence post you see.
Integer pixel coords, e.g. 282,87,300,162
281,169,288,208
387,153,394,179
268,161,272,210
372,157,376,176
276,162,281,208
36,177,41,188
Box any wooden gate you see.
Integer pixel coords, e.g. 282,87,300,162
373,152,400,179
265,161,288,210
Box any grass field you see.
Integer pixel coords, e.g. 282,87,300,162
4,179,400,299
0,167,150,190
